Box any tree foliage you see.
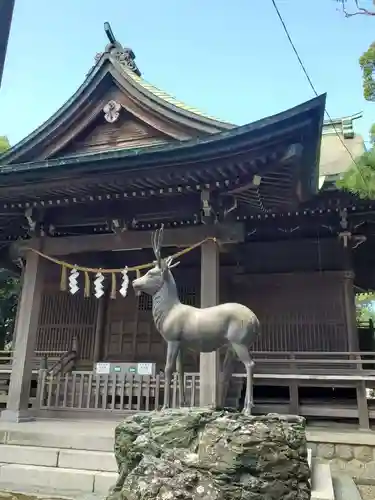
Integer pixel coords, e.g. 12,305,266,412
0,137,19,350
359,42,375,101
0,136,10,154
0,274,20,350
356,292,375,323
336,148,375,199
335,2,375,101
370,123,375,144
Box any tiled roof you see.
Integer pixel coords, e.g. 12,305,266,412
122,65,229,123
118,55,364,179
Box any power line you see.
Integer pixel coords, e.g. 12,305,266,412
270,0,369,193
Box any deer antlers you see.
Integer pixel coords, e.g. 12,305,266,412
151,225,164,267
165,255,180,270
151,225,180,270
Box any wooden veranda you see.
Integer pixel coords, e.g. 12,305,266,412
2,348,375,429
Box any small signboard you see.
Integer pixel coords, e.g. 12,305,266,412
95,362,111,375
137,362,153,376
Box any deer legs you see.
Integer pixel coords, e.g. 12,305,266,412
176,349,186,407
219,346,235,407
162,340,180,410
231,343,255,415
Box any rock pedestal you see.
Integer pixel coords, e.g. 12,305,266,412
107,409,311,500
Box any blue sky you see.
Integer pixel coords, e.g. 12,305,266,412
0,0,374,147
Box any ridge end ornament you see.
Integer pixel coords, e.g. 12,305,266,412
104,22,141,76
103,100,121,123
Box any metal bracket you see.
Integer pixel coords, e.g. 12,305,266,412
338,231,352,248
25,208,36,234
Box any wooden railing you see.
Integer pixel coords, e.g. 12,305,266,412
2,350,375,428
250,351,375,374
36,371,200,412
29,351,375,428
0,350,68,372
0,350,70,406
357,319,374,329
47,349,79,376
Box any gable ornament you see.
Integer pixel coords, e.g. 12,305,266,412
103,100,121,123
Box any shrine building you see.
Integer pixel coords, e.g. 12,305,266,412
0,26,374,426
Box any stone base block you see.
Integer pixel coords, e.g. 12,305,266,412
107,409,311,500
0,444,58,467
0,463,95,492
5,429,114,451
58,449,117,472
311,463,334,500
0,410,35,423
94,472,118,494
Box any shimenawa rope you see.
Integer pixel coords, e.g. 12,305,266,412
25,236,218,297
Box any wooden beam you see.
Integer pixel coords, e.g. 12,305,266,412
43,195,200,226
13,223,244,256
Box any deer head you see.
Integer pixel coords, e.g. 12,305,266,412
132,225,180,296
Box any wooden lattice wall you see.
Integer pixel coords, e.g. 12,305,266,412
35,262,98,359
232,272,348,352
104,272,201,370
35,260,350,364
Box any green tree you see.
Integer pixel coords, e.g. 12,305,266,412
370,123,375,144
336,2,375,101
359,43,375,101
356,292,375,323
0,274,20,350
336,146,375,199
0,136,19,350
0,136,10,153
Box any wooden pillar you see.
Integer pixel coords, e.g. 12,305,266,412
342,241,358,352
1,250,44,422
93,290,109,364
11,267,25,349
343,269,358,352
199,239,219,408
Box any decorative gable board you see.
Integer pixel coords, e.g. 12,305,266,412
52,110,171,158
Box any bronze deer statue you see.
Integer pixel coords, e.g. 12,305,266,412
132,225,260,413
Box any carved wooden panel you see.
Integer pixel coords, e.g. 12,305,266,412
55,112,170,157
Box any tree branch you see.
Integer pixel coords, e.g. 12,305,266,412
338,0,375,17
